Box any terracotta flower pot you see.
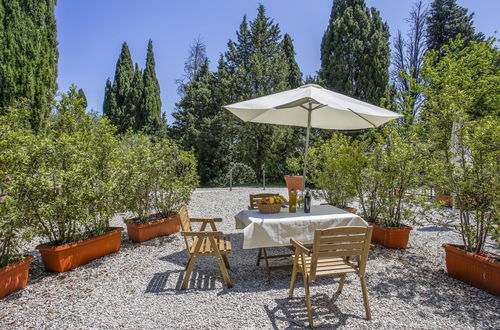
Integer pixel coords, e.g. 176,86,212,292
284,175,304,194
126,214,180,243
0,255,34,298
435,194,453,207
37,227,124,273
442,244,500,296
370,222,413,249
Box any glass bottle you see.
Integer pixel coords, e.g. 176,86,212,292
304,190,312,213
289,189,297,213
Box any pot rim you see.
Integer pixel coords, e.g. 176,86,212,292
126,214,179,228
442,243,499,266
36,227,124,252
0,255,34,275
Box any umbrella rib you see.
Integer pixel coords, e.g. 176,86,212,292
347,108,377,128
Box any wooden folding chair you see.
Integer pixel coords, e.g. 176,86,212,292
248,193,291,278
178,205,232,289
289,226,373,327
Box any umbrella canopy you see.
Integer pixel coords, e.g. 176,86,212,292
223,84,403,190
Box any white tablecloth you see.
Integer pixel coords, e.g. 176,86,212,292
234,205,368,249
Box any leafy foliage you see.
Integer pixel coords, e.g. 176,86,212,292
20,85,122,245
423,38,499,252
0,107,34,267
119,134,198,223
308,134,357,208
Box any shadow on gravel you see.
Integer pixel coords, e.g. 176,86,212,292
265,292,365,329
417,226,452,232
369,247,498,328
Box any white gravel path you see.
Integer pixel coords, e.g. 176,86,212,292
1,187,499,329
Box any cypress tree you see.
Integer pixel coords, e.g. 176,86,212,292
129,63,144,131
426,0,484,56
320,0,390,105
281,33,302,88
108,42,134,133
140,39,162,135
0,0,58,131
103,78,115,120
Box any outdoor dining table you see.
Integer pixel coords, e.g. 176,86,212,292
234,204,368,279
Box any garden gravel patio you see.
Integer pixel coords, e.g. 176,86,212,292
1,187,498,329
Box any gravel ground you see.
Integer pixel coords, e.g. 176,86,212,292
1,187,499,329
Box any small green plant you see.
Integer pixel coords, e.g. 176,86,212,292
119,134,198,224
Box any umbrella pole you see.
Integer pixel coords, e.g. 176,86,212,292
302,104,312,191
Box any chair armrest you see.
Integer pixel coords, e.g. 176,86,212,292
290,238,311,255
181,231,224,237
190,217,223,222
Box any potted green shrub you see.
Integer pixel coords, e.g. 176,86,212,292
430,118,499,295
21,86,124,273
0,109,35,297
119,134,198,243
346,126,425,248
423,39,499,295
309,133,357,213
374,125,428,248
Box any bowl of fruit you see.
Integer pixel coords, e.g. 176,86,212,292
258,195,287,214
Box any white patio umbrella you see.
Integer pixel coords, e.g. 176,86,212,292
223,84,403,190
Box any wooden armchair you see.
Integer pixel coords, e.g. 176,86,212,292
248,193,279,210
289,226,373,327
178,205,232,289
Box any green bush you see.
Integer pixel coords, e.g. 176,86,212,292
119,134,198,224
0,107,34,267
308,134,357,208
212,162,257,187
19,86,122,245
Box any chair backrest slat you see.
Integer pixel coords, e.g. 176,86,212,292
178,205,192,251
317,242,366,251
248,193,279,210
310,226,373,281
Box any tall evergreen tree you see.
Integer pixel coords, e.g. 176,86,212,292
128,63,144,131
104,42,135,133
0,0,58,131
223,5,303,181
139,39,163,135
426,0,484,56
281,33,302,88
77,88,88,109
103,78,115,120
320,0,390,105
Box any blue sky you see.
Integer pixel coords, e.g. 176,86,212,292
55,1,499,123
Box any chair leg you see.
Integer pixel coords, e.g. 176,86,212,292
210,237,233,288
337,274,346,294
181,255,197,290
222,255,230,269
304,276,313,328
256,248,262,266
360,276,372,320
289,255,299,298
262,248,272,282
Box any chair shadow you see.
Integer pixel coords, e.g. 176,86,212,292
417,226,452,232
265,289,364,329
145,269,219,294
